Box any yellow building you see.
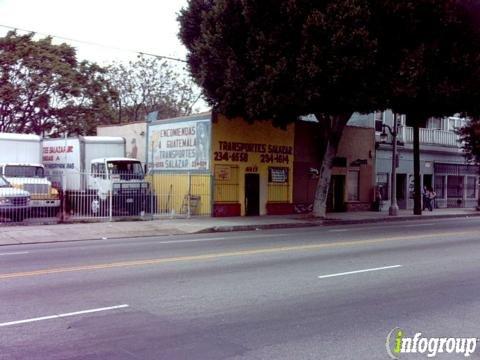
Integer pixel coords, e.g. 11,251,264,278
146,112,295,216
212,114,295,216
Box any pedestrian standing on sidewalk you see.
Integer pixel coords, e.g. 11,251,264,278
375,187,383,212
422,186,431,211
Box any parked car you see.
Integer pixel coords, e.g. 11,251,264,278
0,175,30,222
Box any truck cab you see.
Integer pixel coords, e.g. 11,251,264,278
0,163,60,216
87,158,150,215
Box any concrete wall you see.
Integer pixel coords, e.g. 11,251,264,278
293,121,376,212
97,122,147,164
334,126,376,206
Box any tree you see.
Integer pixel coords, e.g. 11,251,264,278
0,31,116,136
374,0,480,214
179,0,383,217
179,0,480,217
106,56,201,123
459,117,480,163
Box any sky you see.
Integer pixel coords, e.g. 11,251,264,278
0,0,190,65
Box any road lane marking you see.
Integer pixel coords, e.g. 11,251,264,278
0,304,129,327
318,265,402,279
0,230,478,280
0,251,29,256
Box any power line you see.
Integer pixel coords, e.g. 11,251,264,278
0,24,187,63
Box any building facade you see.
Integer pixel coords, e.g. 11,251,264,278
97,109,478,216
293,115,376,213
375,111,479,210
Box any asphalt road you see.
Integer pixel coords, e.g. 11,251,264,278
1,217,480,359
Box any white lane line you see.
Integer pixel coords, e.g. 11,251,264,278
328,229,350,233
0,251,30,256
0,304,129,327
318,265,402,279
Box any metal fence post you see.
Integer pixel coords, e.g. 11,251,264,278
211,174,215,217
61,172,66,223
150,174,154,218
109,189,113,222
187,171,191,218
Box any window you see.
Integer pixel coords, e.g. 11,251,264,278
428,118,442,130
268,167,289,202
396,114,406,126
348,170,360,201
467,177,476,199
91,163,106,178
4,165,44,178
374,112,384,132
376,173,389,200
448,117,466,132
447,176,463,198
107,161,143,180
434,176,445,199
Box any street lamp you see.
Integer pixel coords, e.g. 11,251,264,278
380,115,399,216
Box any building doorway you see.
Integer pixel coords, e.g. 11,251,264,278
245,173,260,216
396,174,407,209
423,174,432,190
327,175,345,212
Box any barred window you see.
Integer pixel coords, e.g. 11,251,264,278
447,176,463,198
467,177,477,199
434,176,445,199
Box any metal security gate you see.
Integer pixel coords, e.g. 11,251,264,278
0,171,213,226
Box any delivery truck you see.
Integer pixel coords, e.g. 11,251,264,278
0,133,60,216
43,136,153,216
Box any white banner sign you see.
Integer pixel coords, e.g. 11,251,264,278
148,119,211,171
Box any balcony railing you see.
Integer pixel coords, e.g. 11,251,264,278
399,126,461,147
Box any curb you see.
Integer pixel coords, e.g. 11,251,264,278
322,212,480,226
0,212,478,247
196,212,480,233
195,222,321,233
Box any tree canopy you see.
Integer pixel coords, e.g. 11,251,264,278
374,0,480,120
372,0,480,214
179,0,480,216
179,0,382,126
106,56,200,123
0,31,116,136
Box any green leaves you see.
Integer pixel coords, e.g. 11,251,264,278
0,31,115,136
179,0,480,124
178,0,381,124
106,55,199,123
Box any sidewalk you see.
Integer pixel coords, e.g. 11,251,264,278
0,208,478,246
